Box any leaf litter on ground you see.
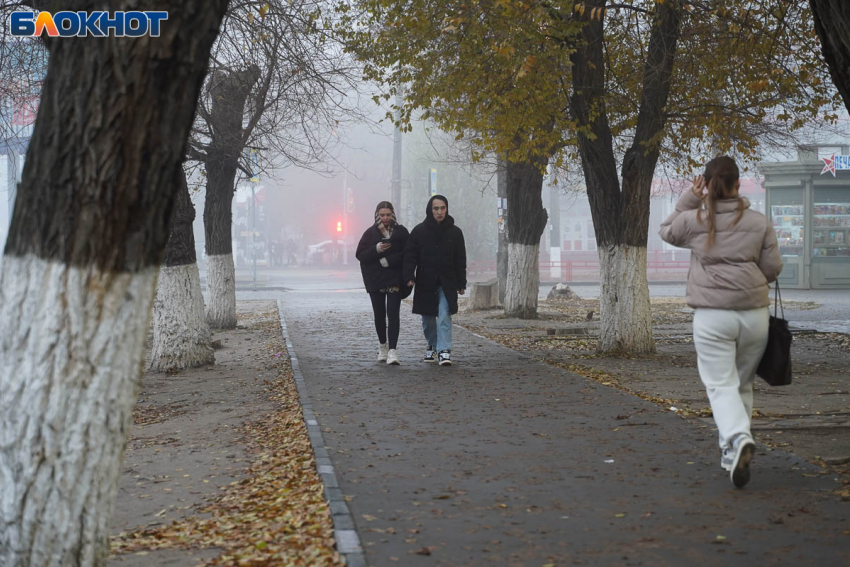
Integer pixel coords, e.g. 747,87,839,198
112,312,343,567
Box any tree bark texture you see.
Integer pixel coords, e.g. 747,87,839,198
150,175,214,372
570,0,683,353
597,245,652,352
203,67,261,329
205,253,237,328
0,2,227,566
505,242,541,318
151,263,214,371
504,158,547,318
810,0,850,115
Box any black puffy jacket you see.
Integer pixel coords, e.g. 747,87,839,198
403,196,467,316
356,224,410,294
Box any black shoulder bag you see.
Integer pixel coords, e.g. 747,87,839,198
756,281,793,386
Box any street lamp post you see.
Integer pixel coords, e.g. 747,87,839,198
251,182,257,291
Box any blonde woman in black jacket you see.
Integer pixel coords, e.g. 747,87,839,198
355,201,410,365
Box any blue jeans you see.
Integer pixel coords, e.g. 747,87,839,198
421,286,452,352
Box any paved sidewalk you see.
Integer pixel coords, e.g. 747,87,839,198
281,293,848,567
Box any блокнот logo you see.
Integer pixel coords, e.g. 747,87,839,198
9,11,168,37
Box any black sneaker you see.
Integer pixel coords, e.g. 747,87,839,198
438,350,452,366
423,346,436,363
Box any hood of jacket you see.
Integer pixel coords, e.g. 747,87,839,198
424,194,455,229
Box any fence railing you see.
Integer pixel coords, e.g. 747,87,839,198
467,258,690,281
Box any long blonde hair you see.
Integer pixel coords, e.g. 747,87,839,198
697,156,745,247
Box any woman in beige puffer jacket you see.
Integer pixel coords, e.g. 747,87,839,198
659,155,783,489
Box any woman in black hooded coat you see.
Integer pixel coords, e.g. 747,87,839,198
403,195,467,365
356,201,410,365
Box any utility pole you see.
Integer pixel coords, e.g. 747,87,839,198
549,178,561,280
249,148,259,290
251,183,257,291
342,170,348,265
497,158,508,304
391,90,403,209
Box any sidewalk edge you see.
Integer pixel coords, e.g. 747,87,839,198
277,300,367,567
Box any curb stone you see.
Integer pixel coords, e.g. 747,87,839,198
277,300,367,567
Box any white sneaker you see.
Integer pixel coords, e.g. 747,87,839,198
438,350,452,366
387,349,400,365
720,447,734,472
730,436,756,488
423,346,436,363
377,343,389,362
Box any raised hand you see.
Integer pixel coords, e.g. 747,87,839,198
692,175,707,199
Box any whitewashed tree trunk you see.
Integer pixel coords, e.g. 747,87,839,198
205,253,237,329
150,263,214,372
152,173,214,371
504,157,547,319
570,0,680,355
201,67,260,332
0,258,156,566
505,242,540,318
0,3,227,564
597,245,654,353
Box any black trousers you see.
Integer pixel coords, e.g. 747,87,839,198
369,291,402,349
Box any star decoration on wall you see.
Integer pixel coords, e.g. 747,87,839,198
821,153,836,177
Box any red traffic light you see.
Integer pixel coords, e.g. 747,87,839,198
336,221,343,232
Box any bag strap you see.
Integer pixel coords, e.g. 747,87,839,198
774,280,785,319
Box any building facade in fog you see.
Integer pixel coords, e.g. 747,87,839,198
544,179,765,262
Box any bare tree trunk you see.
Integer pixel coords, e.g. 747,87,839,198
504,158,547,319
203,67,260,329
810,0,850,114
0,3,227,566
150,174,214,372
570,0,682,353
203,155,239,329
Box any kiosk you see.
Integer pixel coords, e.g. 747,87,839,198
760,145,850,289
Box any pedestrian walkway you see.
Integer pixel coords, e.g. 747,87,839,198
281,293,847,567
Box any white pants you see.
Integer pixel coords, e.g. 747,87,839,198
692,307,769,450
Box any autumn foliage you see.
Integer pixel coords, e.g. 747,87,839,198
338,0,840,171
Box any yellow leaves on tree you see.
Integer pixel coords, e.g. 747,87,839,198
341,0,841,173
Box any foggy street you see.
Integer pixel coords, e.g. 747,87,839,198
269,277,848,567
2,2,850,565
223,266,850,334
